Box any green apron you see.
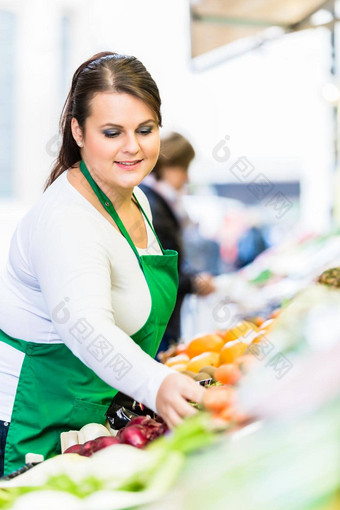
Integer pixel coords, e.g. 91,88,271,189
1,160,178,476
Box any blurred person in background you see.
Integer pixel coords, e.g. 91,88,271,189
140,132,215,354
234,208,269,269
235,224,268,268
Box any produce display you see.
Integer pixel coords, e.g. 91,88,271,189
159,314,281,426
149,280,340,510
0,413,217,510
182,229,340,338
144,396,340,510
61,416,168,456
1,241,340,509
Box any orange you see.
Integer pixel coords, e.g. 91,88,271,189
186,352,219,373
172,363,189,372
258,319,274,332
165,353,189,367
223,320,258,344
215,331,226,341
176,343,188,355
251,331,267,344
218,340,248,365
253,316,266,327
214,363,241,385
186,334,224,359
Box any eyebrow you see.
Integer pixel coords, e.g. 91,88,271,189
99,119,157,128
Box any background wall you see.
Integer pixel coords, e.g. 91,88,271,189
0,0,337,269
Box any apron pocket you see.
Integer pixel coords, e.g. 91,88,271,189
69,399,108,430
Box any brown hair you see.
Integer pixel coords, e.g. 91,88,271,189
152,132,195,181
43,51,162,190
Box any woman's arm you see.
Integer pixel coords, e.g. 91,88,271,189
29,204,204,424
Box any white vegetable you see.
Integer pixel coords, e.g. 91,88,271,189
77,423,111,444
81,490,154,510
60,430,79,453
88,444,159,485
11,490,81,510
0,444,156,489
1,447,184,510
25,453,44,464
0,454,90,488
82,451,184,510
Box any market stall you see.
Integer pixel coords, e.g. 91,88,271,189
1,248,339,510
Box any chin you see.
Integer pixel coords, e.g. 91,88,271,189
122,173,149,186
117,178,143,189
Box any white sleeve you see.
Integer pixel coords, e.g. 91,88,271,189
29,204,174,413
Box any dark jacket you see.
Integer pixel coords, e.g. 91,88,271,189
139,184,195,341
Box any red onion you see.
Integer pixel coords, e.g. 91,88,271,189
117,424,149,449
125,415,148,427
92,436,121,449
128,416,167,434
63,444,84,455
118,416,168,447
64,436,121,456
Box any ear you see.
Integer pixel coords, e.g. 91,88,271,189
71,117,84,147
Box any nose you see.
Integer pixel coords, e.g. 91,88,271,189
122,132,140,154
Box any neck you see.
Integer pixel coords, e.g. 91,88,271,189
80,159,135,212
100,180,134,213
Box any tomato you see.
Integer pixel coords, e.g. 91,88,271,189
214,364,241,385
213,406,236,422
202,386,234,413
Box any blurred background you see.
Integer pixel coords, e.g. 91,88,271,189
1,3,340,505
1,0,340,282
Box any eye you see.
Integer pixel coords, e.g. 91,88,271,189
137,127,153,135
103,130,120,138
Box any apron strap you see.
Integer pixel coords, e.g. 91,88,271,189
79,160,164,267
131,193,165,254
0,328,28,353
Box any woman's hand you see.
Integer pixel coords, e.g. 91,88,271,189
155,372,206,428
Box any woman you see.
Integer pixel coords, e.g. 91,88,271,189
140,132,215,352
0,51,205,477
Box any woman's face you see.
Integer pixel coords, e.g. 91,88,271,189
72,92,160,193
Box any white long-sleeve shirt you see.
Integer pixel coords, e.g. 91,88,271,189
0,169,174,422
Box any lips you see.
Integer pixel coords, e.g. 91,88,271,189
115,160,143,169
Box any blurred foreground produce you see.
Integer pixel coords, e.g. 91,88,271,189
63,416,168,455
63,436,120,456
237,285,340,420
143,396,340,510
0,413,217,510
152,279,340,509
